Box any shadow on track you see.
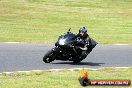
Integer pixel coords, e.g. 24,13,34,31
52,62,105,66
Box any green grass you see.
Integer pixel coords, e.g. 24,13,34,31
0,67,132,88
0,0,132,44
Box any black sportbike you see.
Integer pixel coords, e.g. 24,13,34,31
43,28,97,63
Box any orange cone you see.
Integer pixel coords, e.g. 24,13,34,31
81,68,88,77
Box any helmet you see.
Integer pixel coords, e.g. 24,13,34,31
79,27,87,36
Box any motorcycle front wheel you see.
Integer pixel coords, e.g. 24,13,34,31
43,50,56,63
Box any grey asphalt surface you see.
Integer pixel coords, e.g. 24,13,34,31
0,43,132,72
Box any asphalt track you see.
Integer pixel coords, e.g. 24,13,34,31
0,43,132,72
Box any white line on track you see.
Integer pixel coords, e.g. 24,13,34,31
4,42,20,44
113,44,130,45
1,67,131,75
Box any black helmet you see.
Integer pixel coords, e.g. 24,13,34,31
79,27,87,34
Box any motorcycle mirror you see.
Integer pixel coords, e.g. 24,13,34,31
67,28,71,34
68,28,71,32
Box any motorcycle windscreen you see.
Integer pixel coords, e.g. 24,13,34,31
63,33,75,43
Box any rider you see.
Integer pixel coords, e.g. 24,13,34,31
75,27,92,54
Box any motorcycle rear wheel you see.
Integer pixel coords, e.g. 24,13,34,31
73,54,87,63
73,56,82,63
73,59,82,63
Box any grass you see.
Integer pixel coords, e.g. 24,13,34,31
0,0,132,44
0,67,132,88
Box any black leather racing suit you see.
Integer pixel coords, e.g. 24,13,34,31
75,33,92,55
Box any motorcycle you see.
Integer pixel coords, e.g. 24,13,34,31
43,28,97,63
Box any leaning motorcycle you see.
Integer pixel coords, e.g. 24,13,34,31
43,28,97,63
